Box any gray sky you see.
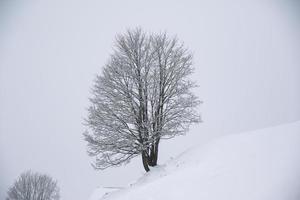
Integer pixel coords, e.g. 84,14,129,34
0,0,299,200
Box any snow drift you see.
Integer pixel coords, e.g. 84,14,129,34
89,121,300,200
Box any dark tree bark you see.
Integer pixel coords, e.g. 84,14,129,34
142,151,150,172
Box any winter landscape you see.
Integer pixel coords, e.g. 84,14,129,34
1,0,300,200
89,121,300,200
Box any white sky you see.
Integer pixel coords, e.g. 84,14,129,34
0,0,299,200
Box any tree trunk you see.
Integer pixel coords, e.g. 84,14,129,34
153,138,160,165
142,151,150,172
148,138,160,167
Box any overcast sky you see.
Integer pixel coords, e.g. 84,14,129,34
0,0,299,200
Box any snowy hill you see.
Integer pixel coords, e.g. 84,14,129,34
89,121,300,200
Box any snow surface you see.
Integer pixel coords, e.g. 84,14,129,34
89,121,300,200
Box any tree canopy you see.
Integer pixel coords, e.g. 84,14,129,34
84,28,201,171
6,171,60,200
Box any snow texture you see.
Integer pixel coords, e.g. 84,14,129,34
90,121,300,200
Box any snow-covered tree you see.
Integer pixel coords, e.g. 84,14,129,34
84,28,201,172
6,171,60,200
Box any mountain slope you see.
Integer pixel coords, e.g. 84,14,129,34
90,121,300,200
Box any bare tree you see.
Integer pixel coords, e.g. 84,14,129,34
6,171,60,200
84,28,201,172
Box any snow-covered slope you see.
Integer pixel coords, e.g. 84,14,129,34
90,121,300,200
